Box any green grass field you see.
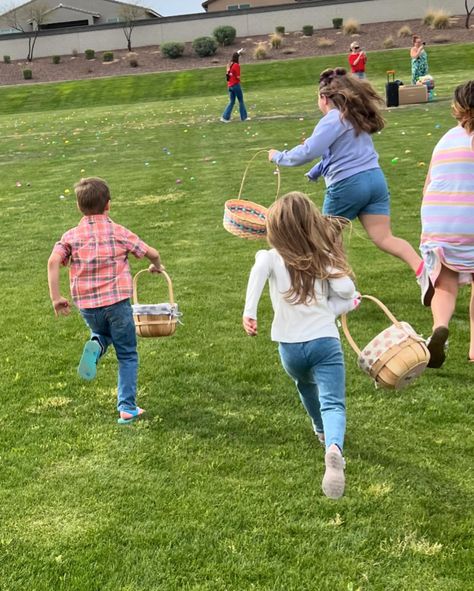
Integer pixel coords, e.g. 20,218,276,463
1,44,473,590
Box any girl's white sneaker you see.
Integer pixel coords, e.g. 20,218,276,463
322,448,345,499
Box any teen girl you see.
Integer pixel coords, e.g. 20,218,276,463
268,67,433,306
243,191,360,499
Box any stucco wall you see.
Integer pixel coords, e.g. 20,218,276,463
205,0,291,11
0,0,463,61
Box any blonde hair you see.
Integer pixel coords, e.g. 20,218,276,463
452,80,474,134
266,191,353,305
74,177,110,215
318,68,385,135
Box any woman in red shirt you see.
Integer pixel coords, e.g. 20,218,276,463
348,42,367,79
221,52,249,122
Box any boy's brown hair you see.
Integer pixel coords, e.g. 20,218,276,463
452,80,474,134
75,177,111,215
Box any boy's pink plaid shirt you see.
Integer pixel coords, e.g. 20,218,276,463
52,214,148,309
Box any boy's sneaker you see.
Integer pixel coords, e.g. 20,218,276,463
220,117,230,123
426,326,449,368
416,265,434,307
322,447,345,499
77,340,102,380
118,407,145,425
242,117,251,121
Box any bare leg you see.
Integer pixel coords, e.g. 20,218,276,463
431,265,458,330
359,214,422,273
469,281,474,360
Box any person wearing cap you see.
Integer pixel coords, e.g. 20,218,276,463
348,42,367,79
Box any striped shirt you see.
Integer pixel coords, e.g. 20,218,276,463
52,214,148,309
420,125,474,272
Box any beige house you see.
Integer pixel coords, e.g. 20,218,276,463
202,0,296,11
0,0,160,33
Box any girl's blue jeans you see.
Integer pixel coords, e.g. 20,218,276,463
278,337,346,450
79,299,138,412
222,84,248,121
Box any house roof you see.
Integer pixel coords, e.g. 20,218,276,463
0,0,161,19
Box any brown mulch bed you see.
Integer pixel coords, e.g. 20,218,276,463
0,16,472,86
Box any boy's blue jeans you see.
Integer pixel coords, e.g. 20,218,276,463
79,299,138,412
278,337,346,450
222,84,248,121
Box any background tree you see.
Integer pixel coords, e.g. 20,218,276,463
119,3,147,52
465,0,474,28
0,2,49,61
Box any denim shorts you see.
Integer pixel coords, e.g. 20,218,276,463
322,168,390,220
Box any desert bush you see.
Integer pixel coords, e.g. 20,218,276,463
103,51,114,62
398,25,412,37
129,58,139,67
270,33,283,49
253,42,268,60
423,10,436,26
71,49,78,57
432,34,451,43
213,25,236,46
343,18,360,34
383,35,395,49
161,42,185,59
3,55,11,64
431,10,450,29
317,37,335,48
275,25,285,34
52,55,61,64
84,49,95,60
302,25,314,36
332,18,343,29
192,36,218,57
23,69,32,80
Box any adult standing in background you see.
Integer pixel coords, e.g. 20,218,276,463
220,51,250,123
348,41,367,79
410,35,429,84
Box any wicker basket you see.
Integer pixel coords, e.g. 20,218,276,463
223,150,280,241
132,269,178,338
341,295,430,390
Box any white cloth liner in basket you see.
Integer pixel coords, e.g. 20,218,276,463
132,303,181,319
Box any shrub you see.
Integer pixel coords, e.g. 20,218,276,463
317,37,335,48
3,55,11,64
383,35,395,49
129,58,139,67
52,55,60,64
213,25,236,46
270,33,283,49
84,49,95,60
161,42,185,59
192,36,218,57
71,49,78,57
332,18,343,29
103,51,114,62
302,25,314,36
343,18,360,34
423,10,436,26
253,42,268,60
431,10,450,29
23,69,32,80
275,25,285,34
397,25,412,38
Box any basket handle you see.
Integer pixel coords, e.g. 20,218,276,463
237,150,280,203
132,269,175,306
340,294,402,356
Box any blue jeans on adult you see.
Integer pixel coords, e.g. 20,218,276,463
222,83,248,121
80,299,138,412
278,337,346,450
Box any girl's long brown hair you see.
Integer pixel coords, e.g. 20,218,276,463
452,80,474,134
266,192,353,305
319,67,385,135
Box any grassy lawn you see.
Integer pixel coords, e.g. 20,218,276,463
0,44,473,590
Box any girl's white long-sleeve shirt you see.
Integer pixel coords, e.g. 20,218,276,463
243,249,357,343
